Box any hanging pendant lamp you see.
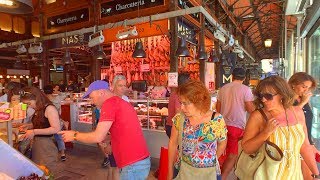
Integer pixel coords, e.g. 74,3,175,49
63,49,73,65
196,44,208,60
132,41,146,58
95,45,107,60
175,36,190,57
0,0,34,14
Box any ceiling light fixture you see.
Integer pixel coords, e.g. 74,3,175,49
62,49,73,65
88,30,105,47
16,44,27,54
214,30,226,44
0,0,33,14
28,43,43,54
176,36,191,57
95,45,107,60
264,39,272,47
132,41,146,58
0,0,13,6
116,26,138,39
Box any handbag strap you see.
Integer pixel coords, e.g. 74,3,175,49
258,108,268,122
178,113,185,160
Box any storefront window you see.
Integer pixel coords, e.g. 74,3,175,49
308,26,320,140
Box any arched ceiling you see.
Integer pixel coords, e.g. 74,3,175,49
224,0,297,60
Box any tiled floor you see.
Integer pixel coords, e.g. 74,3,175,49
53,143,158,180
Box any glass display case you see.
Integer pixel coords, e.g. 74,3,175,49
129,98,169,132
70,99,93,133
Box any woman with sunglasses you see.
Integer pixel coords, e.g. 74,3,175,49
167,80,227,180
20,86,61,172
242,76,319,179
288,72,318,180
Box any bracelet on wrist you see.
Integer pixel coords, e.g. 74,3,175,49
73,131,79,141
311,174,320,179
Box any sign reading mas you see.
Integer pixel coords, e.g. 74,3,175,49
101,0,164,18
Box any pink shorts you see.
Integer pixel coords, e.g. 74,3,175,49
226,126,244,155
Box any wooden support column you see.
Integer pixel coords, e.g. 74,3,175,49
92,56,101,81
169,0,178,73
214,0,222,89
39,13,50,87
199,13,205,83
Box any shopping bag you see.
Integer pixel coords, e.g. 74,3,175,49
158,147,169,180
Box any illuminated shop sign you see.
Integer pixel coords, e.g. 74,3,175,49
47,8,89,29
101,0,165,18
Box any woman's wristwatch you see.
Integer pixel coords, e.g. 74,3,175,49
311,174,320,179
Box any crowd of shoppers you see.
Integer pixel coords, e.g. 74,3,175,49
1,69,319,180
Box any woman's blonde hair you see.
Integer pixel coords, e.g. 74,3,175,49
288,72,317,91
254,75,295,108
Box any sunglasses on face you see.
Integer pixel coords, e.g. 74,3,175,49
257,93,278,101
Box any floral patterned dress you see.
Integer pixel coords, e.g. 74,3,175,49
173,113,227,168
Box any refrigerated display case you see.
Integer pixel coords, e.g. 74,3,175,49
129,98,169,158
129,98,168,132
70,100,95,146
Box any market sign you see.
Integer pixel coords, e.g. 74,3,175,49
219,65,232,87
47,8,89,29
177,18,197,44
101,0,165,18
48,33,91,49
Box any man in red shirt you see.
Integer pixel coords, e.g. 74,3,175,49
59,80,150,179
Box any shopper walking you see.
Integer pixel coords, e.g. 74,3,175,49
167,80,227,180
242,75,319,179
20,86,61,172
288,72,319,180
59,80,150,180
216,67,255,179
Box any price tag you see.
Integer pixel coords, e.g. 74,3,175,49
140,64,150,72
168,72,178,87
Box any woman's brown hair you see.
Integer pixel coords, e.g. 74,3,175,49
20,86,53,128
288,72,317,91
177,80,211,113
254,75,295,108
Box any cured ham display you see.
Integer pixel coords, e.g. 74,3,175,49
108,35,200,87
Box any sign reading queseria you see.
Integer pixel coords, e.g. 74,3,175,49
47,8,89,29
101,0,165,18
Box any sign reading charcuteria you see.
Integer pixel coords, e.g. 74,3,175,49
100,0,165,18
47,8,89,29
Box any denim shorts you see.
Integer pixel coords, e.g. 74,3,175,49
120,157,151,180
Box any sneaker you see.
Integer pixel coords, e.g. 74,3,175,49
61,155,67,161
101,157,110,168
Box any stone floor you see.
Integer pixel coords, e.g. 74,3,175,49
53,143,158,180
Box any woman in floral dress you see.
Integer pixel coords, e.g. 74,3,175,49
167,80,227,180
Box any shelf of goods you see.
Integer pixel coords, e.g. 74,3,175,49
129,98,169,158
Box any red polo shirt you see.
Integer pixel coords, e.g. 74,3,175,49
99,96,149,168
